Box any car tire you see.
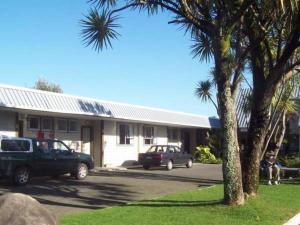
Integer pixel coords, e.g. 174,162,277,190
186,159,193,168
75,163,88,180
13,167,30,186
143,165,150,170
166,160,173,171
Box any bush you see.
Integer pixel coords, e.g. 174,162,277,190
278,155,300,168
193,145,222,164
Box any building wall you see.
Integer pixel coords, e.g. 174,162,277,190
0,111,17,137
102,121,183,167
23,117,83,151
0,109,200,167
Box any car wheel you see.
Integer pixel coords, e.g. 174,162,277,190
13,167,30,186
186,159,193,168
166,160,173,170
75,163,88,180
143,165,150,170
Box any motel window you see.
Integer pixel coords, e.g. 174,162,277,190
42,117,53,131
56,119,68,132
28,116,40,130
119,124,133,145
69,120,79,132
167,128,179,141
143,126,154,145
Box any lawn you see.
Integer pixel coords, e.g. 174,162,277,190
60,183,300,225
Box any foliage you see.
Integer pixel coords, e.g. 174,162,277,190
60,184,300,225
278,154,300,168
33,78,63,93
193,145,222,164
208,131,222,158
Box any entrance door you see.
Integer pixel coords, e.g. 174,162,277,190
81,126,93,155
18,121,24,137
182,131,191,153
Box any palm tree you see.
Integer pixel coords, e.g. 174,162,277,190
195,80,219,115
81,0,249,205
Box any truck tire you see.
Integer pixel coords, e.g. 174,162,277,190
13,167,30,186
166,160,173,171
75,163,88,180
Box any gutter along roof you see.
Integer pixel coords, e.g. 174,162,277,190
0,84,219,128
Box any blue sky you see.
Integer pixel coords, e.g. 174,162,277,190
0,0,217,116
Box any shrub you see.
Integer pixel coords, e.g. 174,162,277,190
193,145,222,164
278,154,300,168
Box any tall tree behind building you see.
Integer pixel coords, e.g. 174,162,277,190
33,78,63,93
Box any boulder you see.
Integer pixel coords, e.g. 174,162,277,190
0,193,58,225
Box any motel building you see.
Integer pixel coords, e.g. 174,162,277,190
0,84,219,167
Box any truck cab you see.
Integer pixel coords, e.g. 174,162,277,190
0,137,94,185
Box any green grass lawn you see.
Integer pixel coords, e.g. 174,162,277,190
60,183,300,225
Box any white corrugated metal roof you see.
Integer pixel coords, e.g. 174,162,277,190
236,88,251,129
0,84,219,128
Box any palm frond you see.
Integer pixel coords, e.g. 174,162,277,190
81,8,120,51
191,33,213,62
195,80,213,102
88,0,117,8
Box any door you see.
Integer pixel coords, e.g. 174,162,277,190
82,126,93,155
50,140,77,173
33,140,58,176
18,121,24,137
182,132,191,154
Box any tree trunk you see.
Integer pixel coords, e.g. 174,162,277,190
260,110,284,160
214,35,244,205
242,84,275,196
274,111,287,157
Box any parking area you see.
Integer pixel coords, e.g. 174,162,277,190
0,164,222,217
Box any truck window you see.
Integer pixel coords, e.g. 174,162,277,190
1,139,31,152
51,141,69,152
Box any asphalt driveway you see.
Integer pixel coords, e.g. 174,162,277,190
0,164,222,217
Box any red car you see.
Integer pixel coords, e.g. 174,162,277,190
138,145,193,170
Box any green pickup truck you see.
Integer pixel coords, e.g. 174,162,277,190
0,137,94,185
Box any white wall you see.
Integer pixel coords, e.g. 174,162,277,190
102,121,182,167
103,121,139,167
0,111,17,137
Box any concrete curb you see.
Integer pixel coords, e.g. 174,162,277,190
92,167,128,172
283,213,300,225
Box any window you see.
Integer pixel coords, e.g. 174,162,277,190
147,146,168,153
28,116,40,130
1,139,31,152
168,128,179,141
37,141,50,153
119,124,133,145
51,141,70,152
69,120,79,132
42,117,53,131
174,146,181,153
143,126,154,145
56,119,68,132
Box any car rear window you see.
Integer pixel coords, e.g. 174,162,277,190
147,146,168,153
1,139,31,152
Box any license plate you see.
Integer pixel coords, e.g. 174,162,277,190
146,156,152,159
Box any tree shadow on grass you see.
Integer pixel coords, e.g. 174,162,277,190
126,199,223,208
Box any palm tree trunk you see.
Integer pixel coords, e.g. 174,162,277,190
260,110,284,160
274,111,287,158
214,35,244,205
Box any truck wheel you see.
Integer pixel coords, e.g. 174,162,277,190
13,167,30,186
186,159,193,168
143,165,150,170
75,163,88,180
166,160,173,171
